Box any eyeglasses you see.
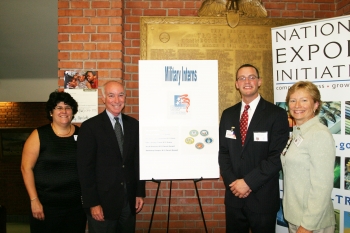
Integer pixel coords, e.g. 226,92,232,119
54,106,72,111
237,75,258,82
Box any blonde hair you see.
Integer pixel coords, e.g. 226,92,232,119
285,81,322,115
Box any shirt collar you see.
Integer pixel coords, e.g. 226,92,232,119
241,94,260,113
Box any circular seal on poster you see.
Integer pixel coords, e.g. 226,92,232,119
200,130,209,136
185,137,195,144
195,142,204,149
189,130,198,137
204,137,213,144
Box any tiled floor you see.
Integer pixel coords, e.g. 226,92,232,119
6,223,30,233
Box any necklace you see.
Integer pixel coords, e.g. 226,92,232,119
51,123,72,136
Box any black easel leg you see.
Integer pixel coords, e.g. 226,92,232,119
194,178,208,233
167,180,172,233
148,179,161,233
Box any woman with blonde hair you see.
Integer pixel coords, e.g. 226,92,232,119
281,81,335,233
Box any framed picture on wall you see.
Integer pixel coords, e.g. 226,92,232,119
0,128,33,161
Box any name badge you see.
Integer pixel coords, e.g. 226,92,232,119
293,135,303,147
254,132,268,142
225,130,236,139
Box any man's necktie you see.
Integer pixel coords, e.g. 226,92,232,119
240,105,250,145
114,117,124,156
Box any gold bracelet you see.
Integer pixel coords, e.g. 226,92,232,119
30,197,38,201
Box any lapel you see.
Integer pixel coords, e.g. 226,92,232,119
244,98,266,146
233,103,243,148
121,113,130,159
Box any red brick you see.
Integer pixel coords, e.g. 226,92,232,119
111,34,123,42
91,17,109,25
315,11,336,17
110,52,123,59
58,18,69,25
84,9,96,17
58,52,70,60
168,9,180,16
60,25,84,34
58,43,84,50
58,61,83,69
97,43,122,50
126,2,150,8
163,1,184,8
111,17,123,25
179,9,197,16
298,3,320,10
71,2,90,8
71,34,90,42
71,52,89,59
150,1,162,8
92,1,111,8
98,26,122,33
58,34,69,41
91,34,110,42
111,1,123,8
71,18,90,25
84,26,97,33
144,9,167,16
58,1,69,9
58,9,83,17
98,62,122,69
264,2,286,9
97,9,122,17
83,43,96,50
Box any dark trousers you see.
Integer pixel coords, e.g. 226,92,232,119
87,201,135,233
225,204,277,233
30,205,87,233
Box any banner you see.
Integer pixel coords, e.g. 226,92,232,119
272,15,350,233
139,60,219,180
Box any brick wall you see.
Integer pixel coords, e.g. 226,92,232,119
0,102,50,216
1,0,348,231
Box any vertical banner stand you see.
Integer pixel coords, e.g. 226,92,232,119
148,178,208,233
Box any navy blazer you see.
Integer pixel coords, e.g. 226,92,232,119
219,97,289,213
77,110,145,220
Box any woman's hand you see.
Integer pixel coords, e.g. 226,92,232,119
31,199,45,220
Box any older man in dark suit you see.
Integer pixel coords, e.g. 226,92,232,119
219,64,289,232
77,80,145,233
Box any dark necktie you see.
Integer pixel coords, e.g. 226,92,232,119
114,117,124,156
240,105,250,145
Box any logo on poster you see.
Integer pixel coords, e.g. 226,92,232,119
174,94,191,112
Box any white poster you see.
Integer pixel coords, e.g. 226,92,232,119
65,89,98,123
272,15,350,233
139,60,219,180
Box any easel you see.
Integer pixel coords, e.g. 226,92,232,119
148,178,208,233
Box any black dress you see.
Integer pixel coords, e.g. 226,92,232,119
30,124,86,233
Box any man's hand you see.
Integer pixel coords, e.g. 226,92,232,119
229,179,251,198
90,205,105,221
296,226,312,233
135,197,144,213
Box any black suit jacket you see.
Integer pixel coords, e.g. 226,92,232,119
219,97,289,213
77,110,145,220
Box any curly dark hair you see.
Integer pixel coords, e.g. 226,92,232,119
45,91,78,121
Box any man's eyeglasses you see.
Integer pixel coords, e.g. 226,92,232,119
237,75,258,82
54,106,72,111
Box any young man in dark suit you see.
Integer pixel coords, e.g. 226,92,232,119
77,80,145,233
219,64,289,232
